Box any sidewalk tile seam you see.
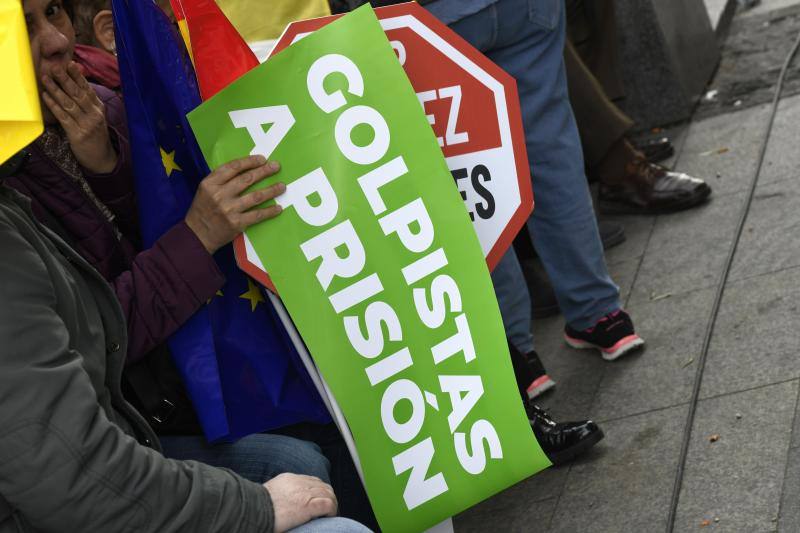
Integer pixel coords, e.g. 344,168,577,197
595,376,800,426
727,262,800,286
596,401,690,425
699,376,800,403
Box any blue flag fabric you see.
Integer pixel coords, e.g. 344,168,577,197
112,0,330,442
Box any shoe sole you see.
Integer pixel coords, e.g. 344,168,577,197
526,375,556,400
546,426,605,466
599,185,712,216
564,333,645,361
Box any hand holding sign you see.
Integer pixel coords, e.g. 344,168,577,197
185,154,285,254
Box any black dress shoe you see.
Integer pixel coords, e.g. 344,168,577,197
635,136,674,164
599,158,712,215
527,404,604,465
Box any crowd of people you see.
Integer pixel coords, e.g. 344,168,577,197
0,0,712,531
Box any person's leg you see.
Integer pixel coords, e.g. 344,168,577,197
566,0,626,101
289,517,373,533
450,0,621,330
275,423,378,531
564,39,633,170
159,433,330,484
491,247,557,397
491,247,534,354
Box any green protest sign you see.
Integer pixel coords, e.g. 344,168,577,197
188,6,549,531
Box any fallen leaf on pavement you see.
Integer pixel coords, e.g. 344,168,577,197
700,147,729,156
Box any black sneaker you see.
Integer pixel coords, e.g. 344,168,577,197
564,309,644,361
527,404,604,466
523,351,556,400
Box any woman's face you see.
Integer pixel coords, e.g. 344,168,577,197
23,0,76,124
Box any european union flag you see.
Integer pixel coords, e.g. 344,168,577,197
112,0,330,441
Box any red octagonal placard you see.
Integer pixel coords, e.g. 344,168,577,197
235,2,533,292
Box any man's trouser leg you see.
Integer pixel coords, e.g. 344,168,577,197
449,0,621,330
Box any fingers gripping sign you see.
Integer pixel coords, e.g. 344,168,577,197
184,155,286,254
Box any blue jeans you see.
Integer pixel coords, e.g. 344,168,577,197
160,433,331,484
161,435,373,532
491,247,534,354
291,517,373,533
449,0,621,335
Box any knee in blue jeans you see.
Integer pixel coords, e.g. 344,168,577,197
287,440,331,483
527,0,561,30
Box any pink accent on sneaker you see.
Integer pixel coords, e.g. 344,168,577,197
526,374,556,399
603,334,641,355
564,333,645,361
603,335,644,360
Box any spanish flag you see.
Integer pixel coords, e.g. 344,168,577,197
0,0,42,165
169,0,258,100
217,0,330,59
170,0,331,65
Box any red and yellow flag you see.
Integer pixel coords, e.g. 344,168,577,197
169,0,258,100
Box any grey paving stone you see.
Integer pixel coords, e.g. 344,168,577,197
788,382,800,450
608,257,640,305
628,192,744,305
603,215,655,267
695,5,800,119
674,381,798,532
779,444,800,532
758,94,800,186
548,406,685,533
673,103,770,197
535,337,607,423
592,288,714,422
530,314,608,422
700,266,800,398
454,494,557,533
730,208,800,282
740,0,800,19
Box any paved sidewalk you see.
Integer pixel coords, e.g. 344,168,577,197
455,2,800,531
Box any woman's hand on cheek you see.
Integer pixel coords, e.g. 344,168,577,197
42,61,118,174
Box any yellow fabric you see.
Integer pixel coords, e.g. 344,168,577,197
0,0,42,165
216,0,331,43
176,18,194,63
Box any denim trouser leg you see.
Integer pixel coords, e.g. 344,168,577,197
290,517,373,533
159,433,331,484
491,247,535,354
449,0,621,330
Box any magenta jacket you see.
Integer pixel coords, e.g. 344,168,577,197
5,85,224,365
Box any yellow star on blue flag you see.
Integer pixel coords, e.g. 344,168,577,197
160,147,182,176
240,279,265,312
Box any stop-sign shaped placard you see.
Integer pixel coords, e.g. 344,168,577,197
234,2,532,291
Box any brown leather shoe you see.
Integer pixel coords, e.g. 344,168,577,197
598,158,711,215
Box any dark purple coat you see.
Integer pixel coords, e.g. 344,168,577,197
6,85,225,365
